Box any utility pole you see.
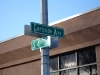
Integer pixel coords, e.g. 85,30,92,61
40,0,50,75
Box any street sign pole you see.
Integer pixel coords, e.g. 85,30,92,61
40,0,50,75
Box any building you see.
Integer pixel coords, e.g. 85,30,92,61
0,7,100,75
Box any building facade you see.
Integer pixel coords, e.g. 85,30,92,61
0,7,100,75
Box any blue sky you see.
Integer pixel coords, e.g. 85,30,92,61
0,0,100,41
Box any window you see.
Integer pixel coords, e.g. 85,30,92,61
78,47,96,66
60,53,76,69
50,47,97,75
50,56,58,72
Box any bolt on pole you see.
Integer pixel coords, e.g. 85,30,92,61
40,0,50,75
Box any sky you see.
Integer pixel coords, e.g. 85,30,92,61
0,0,100,41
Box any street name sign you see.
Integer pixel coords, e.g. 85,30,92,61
24,25,41,37
24,25,58,50
30,22,64,38
31,36,51,50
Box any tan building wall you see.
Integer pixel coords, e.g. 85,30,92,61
0,7,100,75
0,70,1,75
2,60,41,75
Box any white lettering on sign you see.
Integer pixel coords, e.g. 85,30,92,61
44,28,47,33
54,29,61,36
54,29,57,36
58,31,61,35
34,26,53,35
34,23,36,32
48,29,52,34
31,22,64,38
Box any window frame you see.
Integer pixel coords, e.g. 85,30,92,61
50,47,97,75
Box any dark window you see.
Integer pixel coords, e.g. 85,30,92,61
59,68,77,75
50,46,97,75
79,66,90,75
50,72,59,75
78,65,97,75
60,70,68,75
50,56,58,72
68,68,77,75
91,65,97,75
60,53,76,69
78,47,96,65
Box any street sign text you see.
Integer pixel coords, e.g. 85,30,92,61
30,22,64,38
31,36,51,50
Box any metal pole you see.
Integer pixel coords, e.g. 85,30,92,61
40,0,48,24
40,0,50,75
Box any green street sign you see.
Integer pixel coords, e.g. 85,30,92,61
31,36,51,50
30,22,64,38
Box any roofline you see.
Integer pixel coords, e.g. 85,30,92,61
0,6,100,43
49,6,100,26
0,34,24,43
